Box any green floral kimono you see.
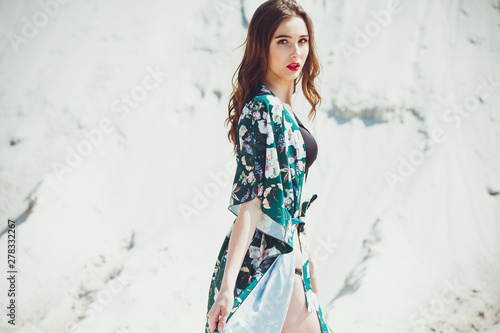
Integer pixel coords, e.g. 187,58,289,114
205,81,333,332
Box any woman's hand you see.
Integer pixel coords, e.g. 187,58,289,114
207,288,234,332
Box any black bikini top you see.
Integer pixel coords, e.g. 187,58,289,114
291,112,318,175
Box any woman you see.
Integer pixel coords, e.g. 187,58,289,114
205,1,333,332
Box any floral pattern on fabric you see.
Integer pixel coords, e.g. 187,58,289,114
205,81,333,333
227,85,307,252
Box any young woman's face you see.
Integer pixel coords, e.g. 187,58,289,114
267,16,309,83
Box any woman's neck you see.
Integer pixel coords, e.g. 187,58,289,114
261,76,295,108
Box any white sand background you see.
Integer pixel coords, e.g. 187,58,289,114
0,0,499,332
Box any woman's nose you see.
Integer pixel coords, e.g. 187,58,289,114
291,44,300,58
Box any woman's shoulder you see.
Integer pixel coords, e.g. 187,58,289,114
245,86,283,118
241,94,283,129
240,90,270,119
238,81,287,134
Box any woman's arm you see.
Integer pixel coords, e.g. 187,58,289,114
221,196,263,291
207,196,262,332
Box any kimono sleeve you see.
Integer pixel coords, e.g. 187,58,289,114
228,96,290,250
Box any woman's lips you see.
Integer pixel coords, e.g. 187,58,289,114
287,63,300,71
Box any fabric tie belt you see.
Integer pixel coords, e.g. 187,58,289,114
291,193,318,277
291,193,318,227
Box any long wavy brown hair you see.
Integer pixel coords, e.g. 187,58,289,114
225,0,322,153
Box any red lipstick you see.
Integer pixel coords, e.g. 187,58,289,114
287,62,300,71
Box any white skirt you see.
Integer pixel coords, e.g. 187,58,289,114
220,247,296,332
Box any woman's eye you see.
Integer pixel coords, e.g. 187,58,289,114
278,38,308,45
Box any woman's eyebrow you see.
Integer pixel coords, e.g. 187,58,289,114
274,34,309,39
